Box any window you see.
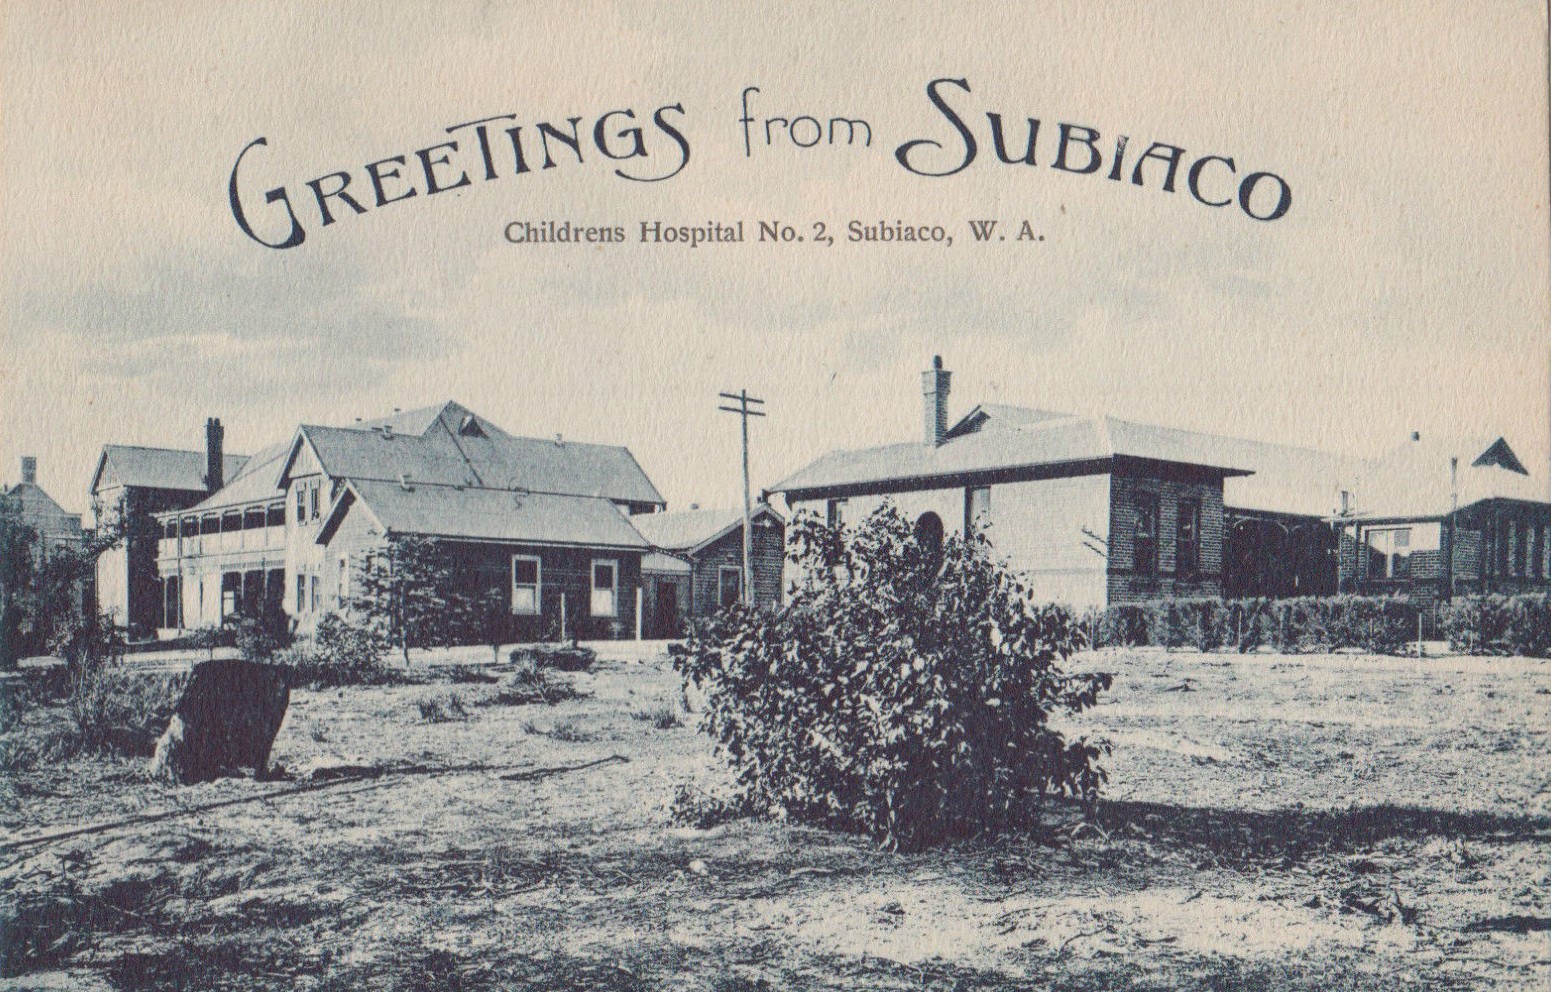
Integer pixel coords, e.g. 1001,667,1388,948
590,560,618,616
914,511,944,558
201,514,219,536
309,481,320,521
1176,499,1201,578
1133,493,1160,577
295,484,306,524
1363,526,1444,579
163,576,181,628
965,486,991,534
267,502,286,528
296,574,306,613
221,572,240,619
718,565,742,609
338,557,350,602
826,498,847,529
512,555,541,615
163,519,178,540
1495,515,1510,575
310,574,319,612
1512,519,1527,577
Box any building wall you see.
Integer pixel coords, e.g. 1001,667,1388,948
687,517,786,615
787,472,1114,610
641,571,691,638
94,483,208,636
319,499,645,641
1106,472,1225,603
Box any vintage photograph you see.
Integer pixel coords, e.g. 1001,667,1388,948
2,2,1548,989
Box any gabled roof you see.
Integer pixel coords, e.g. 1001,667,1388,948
317,479,650,550
1343,436,1547,520
632,504,784,554
2,483,83,538
91,445,248,494
277,400,664,506
771,411,1253,497
178,441,293,514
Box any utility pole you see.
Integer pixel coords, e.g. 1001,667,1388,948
718,389,765,605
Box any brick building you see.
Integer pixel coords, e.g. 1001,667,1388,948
769,358,1550,609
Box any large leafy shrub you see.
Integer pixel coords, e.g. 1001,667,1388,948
671,504,1110,851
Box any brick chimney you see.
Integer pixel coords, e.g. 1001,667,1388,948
20,456,36,486
921,355,952,447
204,418,225,494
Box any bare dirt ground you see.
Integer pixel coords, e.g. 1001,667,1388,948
3,645,1548,991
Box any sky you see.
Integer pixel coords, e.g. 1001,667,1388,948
2,1,1548,515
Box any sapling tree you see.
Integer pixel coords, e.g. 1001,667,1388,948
672,503,1111,851
348,535,457,663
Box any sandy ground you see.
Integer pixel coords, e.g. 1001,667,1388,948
2,646,1548,991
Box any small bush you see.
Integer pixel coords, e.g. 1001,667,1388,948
631,705,681,729
278,614,395,688
669,780,762,829
673,504,1110,851
1439,594,1551,657
511,643,596,672
543,719,592,742
65,663,185,758
416,690,470,724
478,664,581,707
231,606,294,662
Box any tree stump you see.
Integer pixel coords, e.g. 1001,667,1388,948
149,658,290,784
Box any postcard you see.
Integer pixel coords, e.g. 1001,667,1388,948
2,3,1547,989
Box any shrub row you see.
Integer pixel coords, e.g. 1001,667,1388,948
1438,594,1551,657
1083,595,1423,655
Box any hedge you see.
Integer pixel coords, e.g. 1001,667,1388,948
1084,595,1422,655
1437,594,1551,657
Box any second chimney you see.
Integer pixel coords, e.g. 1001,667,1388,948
204,418,225,494
921,356,952,447
20,456,37,486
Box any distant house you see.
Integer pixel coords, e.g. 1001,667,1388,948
769,358,1550,609
147,401,666,641
90,424,247,636
2,456,91,618
633,504,785,637
5,457,85,557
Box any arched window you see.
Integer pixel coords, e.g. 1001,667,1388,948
914,511,944,558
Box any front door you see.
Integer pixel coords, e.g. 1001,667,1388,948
654,579,680,638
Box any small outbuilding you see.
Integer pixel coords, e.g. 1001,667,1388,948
633,504,786,637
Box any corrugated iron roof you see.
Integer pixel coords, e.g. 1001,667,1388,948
641,551,693,574
1,483,83,538
771,412,1253,496
289,401,663,506
632,504,783,552
1344,436,1548,519
323,479,650,549
93,445,249,494
180,442,292,514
